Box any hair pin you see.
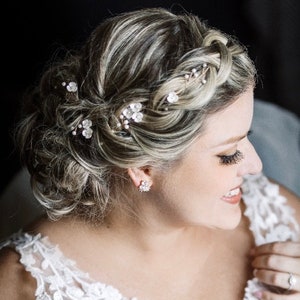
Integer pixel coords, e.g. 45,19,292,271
184,63,208,85
62,81,78,92
163,63,209,110
166,91,179,103
71,119,93,139
118,103,144,130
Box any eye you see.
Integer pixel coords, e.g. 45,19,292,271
218,150,244,165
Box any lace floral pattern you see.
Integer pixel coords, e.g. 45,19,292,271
0,173,299,299
242,173,299,299
0,232,136,300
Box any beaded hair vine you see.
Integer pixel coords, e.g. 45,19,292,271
71,119,93,139
163,63,209,110
62,81,78,92
184,63,208,83
61,81,94,139
65,63,209,139
117,102,144,131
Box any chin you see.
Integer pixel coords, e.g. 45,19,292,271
217,209,242,230
199,211,242,230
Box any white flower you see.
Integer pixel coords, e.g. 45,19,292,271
166,92,178,103
120,102,144,129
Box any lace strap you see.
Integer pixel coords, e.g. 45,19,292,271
242,173,299,246
1,231,133,299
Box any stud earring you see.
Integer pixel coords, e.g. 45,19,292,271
138,180,151,192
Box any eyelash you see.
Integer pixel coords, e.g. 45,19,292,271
218,150,244,165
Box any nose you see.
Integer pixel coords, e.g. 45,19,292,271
238,142,263,176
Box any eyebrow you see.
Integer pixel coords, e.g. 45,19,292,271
216,131,250,146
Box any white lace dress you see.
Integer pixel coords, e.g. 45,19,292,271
0,173,299,300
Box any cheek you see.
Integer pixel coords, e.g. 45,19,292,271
186,159,239,200
156,168,241,228
186,157,235,194
169,160,230,216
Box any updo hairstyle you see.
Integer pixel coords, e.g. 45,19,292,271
15,7,256,222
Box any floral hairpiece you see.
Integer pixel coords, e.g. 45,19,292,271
163,63,209,109
71,119,93,139
184,63,208,84
67,64,209,139
118,102,144,130
166,91,179,103
62,81,92,139
62,81,78,92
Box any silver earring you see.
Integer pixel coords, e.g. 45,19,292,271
138,180,151,192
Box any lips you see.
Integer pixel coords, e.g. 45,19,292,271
221,187,242,204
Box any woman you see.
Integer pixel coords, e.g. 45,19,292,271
0,7,299,300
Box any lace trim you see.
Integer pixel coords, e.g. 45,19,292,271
0,232,136,300
242,173,299,299
243,173,299,245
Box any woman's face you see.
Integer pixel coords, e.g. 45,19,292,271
151,88,262,230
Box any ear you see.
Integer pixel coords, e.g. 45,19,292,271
127,167,152,189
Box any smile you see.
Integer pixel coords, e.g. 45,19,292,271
224,187,240,197
221,187,242,204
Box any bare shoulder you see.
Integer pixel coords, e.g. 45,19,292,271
270,178,300,224
0,246,36,300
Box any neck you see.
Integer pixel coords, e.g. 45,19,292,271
85,208,223,257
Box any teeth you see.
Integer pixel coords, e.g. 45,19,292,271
224,188,240,197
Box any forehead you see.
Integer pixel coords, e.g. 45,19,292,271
199,89,254,148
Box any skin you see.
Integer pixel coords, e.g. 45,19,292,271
0,88,299,299
127,87,300,298
132,87,262,230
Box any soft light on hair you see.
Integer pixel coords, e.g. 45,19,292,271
15,7,256,223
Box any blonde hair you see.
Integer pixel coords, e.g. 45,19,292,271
15,7,256,222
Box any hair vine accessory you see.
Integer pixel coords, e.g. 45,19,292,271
162,91,179,111
138,180,151,192
71,119,93,139
163,63,209,110
62,81,78,92
184,63,208,85
118,102,144,130
166,91,179,103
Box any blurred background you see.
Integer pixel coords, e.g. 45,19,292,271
1,0,300,195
